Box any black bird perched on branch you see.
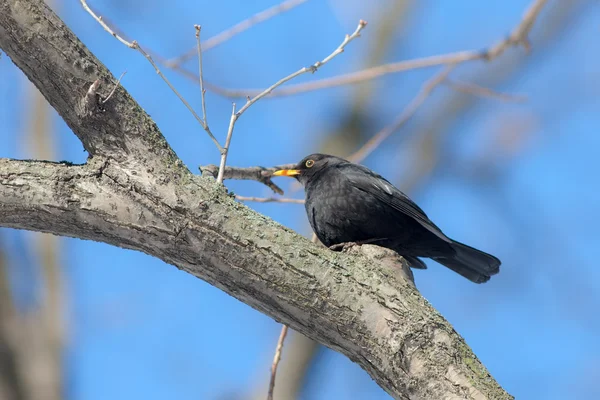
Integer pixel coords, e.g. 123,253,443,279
273,154,500,283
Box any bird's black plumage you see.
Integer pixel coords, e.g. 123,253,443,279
274,153,501,283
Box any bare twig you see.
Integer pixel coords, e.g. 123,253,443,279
238,20,367,115
236,196,304,204
206,0,548,98
344,0,548,163
195,25,209,130
152,20,370,102
167,0,309,67
215,20,367,184
80,0,223,153
199,164,295,195
208,52,477,98
101,70,127,104
79,0,133,48
267,325,289,400
484,0,549,59
349,66,455,163
445,79,528,103
133,41,223,152
217,103,237,183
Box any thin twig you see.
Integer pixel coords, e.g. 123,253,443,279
209,52,478,98
205,0,548,98
238,20,367,115
101,70,127,104
267,325,289,400
348,66,455,163
217,103,237,184
195,25,210,131
133,41,223,152
80,0,223,153
216,20,367,185
199,164,295,195
167,0,309,67
236,196,304,204
79,0,134,48
484,0,549,59
444,79,528,103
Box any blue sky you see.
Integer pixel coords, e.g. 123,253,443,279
1,0,599,399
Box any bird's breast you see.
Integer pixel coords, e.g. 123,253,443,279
305,179,403,245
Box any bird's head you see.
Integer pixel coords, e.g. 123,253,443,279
273,153,348,186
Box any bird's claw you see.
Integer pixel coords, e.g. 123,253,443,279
328,242,359,252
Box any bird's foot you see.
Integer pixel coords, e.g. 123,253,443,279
328,242,359,252
329,238,388,252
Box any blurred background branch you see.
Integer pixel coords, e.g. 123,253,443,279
167,0,310,65
0,0,65,395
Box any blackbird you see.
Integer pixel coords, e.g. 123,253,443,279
273,153,500,283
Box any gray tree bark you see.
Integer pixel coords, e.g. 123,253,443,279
0,0,512,398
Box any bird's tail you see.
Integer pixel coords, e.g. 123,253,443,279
432,241,500,284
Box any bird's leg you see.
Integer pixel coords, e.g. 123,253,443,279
328,238,388,252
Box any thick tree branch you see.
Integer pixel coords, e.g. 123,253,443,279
0,0,179,169
0,1,512,398
0,158,508,399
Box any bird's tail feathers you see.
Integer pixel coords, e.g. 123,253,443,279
433,241,500,284
403,255,428,269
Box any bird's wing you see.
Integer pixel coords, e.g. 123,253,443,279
341,164,451,243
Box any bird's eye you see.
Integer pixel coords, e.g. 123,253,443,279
305,159,315,168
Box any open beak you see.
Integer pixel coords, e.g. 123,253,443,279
272,169,301,177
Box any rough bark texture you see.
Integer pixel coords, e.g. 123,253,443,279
0,0,512,398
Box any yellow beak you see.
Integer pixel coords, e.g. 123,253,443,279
272,169,301,177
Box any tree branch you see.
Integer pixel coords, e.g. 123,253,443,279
215,20,367,183
166,0,309,66
444,79,528,103
205,0,548,98
0,157,509,399
0,1,512,398
267,325,289,400
200,164,295,195
348,66,455,163
0,1,180,167
236,196,305,204
79,0,224,153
